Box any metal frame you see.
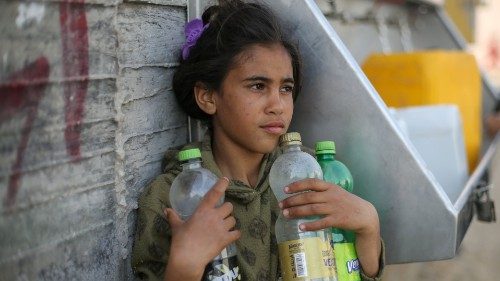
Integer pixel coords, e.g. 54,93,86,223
265,0,497,264
186,0,210,142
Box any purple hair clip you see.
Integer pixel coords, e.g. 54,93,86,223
181,18,209,60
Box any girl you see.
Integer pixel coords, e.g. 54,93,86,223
131,1,384,280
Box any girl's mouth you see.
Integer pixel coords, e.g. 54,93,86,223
260,121,285,134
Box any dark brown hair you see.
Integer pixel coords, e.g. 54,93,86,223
172,0,302,120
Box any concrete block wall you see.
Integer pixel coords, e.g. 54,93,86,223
0,1,188,280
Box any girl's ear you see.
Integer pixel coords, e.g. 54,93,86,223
194,82,216,115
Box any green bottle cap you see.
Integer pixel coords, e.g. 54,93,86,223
315,141,336,155
178,148,202,161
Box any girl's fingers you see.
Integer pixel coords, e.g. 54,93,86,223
285,178,335,194
217,202,234,218
299,217,335,232
223,216,237,231
199,177,229,209
280,191,325,209
282,203,331,219
226,229,242,243
164,208,184,229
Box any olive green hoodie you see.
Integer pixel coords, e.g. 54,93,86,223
131,132,384,281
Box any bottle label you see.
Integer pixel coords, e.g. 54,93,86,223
203,255,241,281
278,236,337,280
334,242,361,281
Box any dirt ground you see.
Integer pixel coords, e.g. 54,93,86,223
383,146,500,280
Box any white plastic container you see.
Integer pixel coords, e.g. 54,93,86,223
390,105,469,203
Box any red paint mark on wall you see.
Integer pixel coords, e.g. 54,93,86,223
60,0,89,161
0,57,50,208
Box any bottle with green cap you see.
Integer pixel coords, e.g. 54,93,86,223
169,148,241,281
269,132,337,281
315,141,360,281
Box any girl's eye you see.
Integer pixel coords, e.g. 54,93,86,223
250,83,265,91
280,85,294,94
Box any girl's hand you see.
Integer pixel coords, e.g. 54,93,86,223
164,178,241,281
279,178,381,277
279,178,378,234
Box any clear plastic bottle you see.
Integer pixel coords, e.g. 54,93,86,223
269,132,337,281
169,148,241,281
315,141,360,281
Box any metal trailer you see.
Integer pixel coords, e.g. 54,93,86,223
188,0,498,264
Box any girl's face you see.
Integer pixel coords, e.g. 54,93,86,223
211,43,294,155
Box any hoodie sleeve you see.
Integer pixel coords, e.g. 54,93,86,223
131,173,177,281
360,239,385,281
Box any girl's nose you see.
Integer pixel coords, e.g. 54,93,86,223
265,89,284,115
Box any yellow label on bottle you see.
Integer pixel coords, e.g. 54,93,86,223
278,236,337,280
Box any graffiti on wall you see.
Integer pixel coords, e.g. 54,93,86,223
0,57,50,209
60,0,89,161
1,1,89,209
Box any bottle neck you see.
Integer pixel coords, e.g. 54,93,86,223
316,153,335,161
181,158,202,170
283,144,301,153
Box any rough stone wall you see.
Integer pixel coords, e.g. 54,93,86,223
0,1,188,280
